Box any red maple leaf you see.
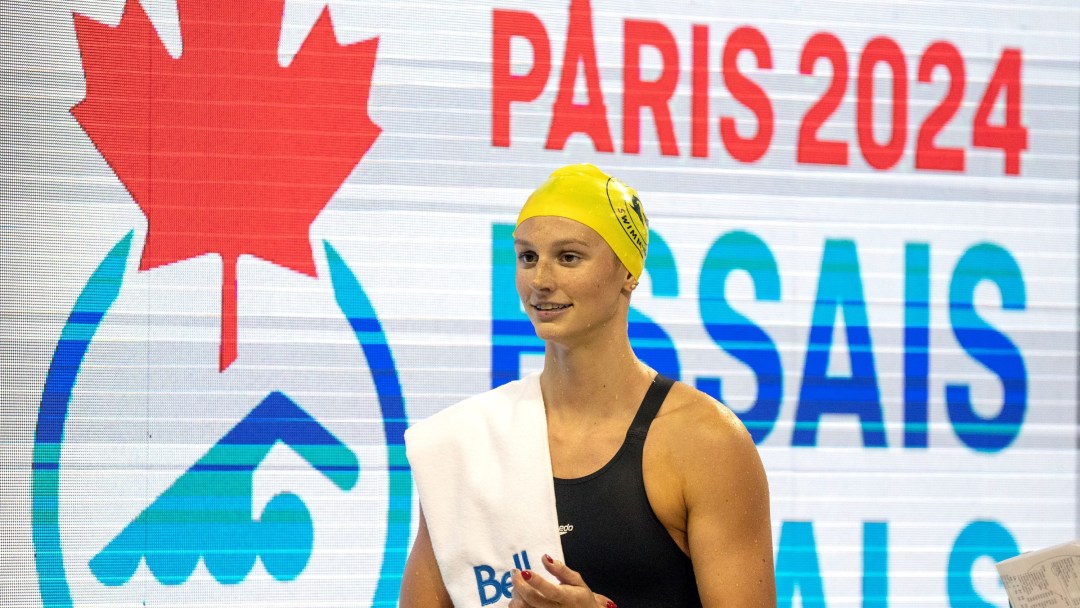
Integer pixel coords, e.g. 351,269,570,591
72,0,380,371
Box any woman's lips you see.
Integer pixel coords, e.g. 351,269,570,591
532,302,571,321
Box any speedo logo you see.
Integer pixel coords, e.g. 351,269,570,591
473,550,532,605
558,523,574,535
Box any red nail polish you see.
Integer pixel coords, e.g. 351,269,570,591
521,570,533,581
606,602,617,608
543,554,554,564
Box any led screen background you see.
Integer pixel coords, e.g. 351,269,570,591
2,0,1077,606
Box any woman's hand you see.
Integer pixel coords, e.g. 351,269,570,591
508,554,616,608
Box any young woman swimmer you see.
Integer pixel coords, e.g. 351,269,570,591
401,164,776,607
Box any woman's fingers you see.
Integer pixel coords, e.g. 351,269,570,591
510,569,559,608
511,558,616,608
541,554,586,588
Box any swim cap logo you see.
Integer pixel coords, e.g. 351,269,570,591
33,1,410,607
606,178,648,258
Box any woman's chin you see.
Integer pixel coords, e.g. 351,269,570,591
531,323,563,341
529,319,569,342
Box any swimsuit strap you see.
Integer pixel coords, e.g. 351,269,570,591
626,374,675,443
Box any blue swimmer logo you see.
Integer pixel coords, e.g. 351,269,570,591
32,236,411,607
89,392,358,586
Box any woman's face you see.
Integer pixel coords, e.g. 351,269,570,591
513,216,635,346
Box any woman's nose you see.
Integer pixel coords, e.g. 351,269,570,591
530,260,553,291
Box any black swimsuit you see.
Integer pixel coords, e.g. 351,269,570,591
554,375,702,607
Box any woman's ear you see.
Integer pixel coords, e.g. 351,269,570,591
623,271,639,294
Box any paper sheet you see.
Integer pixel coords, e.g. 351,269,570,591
997,540,1080,608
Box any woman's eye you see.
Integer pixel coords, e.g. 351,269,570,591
560,253,581,263
517,252,537,264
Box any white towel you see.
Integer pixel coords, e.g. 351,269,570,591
404,372,564,607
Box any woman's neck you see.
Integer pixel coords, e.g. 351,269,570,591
539,331,654,419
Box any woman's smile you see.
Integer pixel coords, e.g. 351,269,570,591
531,301,573,321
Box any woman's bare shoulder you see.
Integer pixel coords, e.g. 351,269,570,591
650,380,762,482
655,380,752,441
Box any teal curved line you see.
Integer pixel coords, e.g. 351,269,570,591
324,241,412,607
33,232,133,608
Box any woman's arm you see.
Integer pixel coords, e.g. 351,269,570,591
677,394,777,607
400,509,454,608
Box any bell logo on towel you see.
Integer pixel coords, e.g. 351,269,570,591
474,550,533,605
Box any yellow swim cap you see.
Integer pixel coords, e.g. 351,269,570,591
515,164,649,278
